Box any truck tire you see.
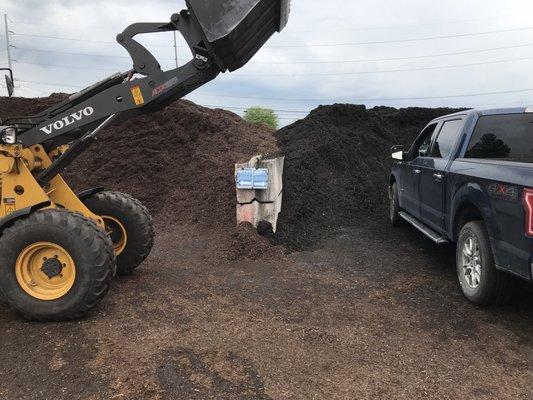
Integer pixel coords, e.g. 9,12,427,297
0,209,115,321
389,182,403,227
456,221,512,305
82,191,154,276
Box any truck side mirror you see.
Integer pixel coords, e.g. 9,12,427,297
391,145,404,161
5,74,14,97
1,68,14,97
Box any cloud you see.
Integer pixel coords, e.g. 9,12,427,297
2,0,533,125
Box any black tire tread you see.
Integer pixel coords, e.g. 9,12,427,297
83,191,154,275
0,209,115,321
457,221,513,306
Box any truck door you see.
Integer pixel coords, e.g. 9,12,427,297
419,119,464,231
399,123,439,218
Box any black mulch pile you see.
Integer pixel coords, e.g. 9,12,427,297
273,104,464,249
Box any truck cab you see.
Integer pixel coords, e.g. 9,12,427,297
389,108,533,305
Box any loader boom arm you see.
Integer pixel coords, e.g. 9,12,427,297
8,10,221,148
0,0,290,185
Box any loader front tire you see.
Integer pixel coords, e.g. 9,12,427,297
0,209,115,321
82,191,154,276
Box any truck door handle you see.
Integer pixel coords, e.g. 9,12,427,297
413,169,421,174
433,173,444,180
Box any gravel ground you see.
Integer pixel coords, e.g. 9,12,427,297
1,216,531,400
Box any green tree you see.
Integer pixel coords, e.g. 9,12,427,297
244,107,279,130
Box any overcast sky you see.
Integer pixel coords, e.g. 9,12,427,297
2,0,533,125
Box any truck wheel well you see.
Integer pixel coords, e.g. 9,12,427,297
453,202,483,241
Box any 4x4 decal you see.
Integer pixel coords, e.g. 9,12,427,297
488,182,519,201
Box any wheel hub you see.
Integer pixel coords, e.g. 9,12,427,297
102,216,128,256
460,237,482,289
41,257,64,279
15,242,76,301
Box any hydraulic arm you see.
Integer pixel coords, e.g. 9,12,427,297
0,0,290,321
1,0,290,182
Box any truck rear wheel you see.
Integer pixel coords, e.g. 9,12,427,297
0,209,115,321
456,221,512,305
82,191,154,276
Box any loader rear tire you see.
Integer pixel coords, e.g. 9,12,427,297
82,191,154,276
0,209,115,321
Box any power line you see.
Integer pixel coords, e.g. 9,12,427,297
17,84,49,96
19,79,533,109
11,25,533,49
10,12,522,33
14,86,533,117
17,42,533,67
22,79,533,103
20,79,83,89
13,32,116,44
15,61,127,71
465,99,533,108
11,32,174,48
238,56,533,77
267,26,533,48
192,88,533,102
199,104,309,114
14,43,533,68
13,47,175,61
252,43,533,65
23,79,533,103
14,60,175,71
15,50,533,77
287,13,522,32
11,20,118,29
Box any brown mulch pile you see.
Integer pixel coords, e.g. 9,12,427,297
0,95,279,258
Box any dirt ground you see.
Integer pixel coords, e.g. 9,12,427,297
0,96,531,398
1,214,531,400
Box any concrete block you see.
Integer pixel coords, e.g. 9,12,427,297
236,192,283,232
236,156,284,203
235,155,284,232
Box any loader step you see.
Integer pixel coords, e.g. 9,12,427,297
399,211,450,245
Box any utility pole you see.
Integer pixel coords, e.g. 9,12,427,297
4,14,13,72
4,13,15,96
173,31,178,68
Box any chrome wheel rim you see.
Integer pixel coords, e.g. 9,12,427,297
460,236,482,289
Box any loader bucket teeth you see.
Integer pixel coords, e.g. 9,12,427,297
187,0,291,71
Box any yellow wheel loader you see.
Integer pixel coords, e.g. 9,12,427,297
0,0,290,321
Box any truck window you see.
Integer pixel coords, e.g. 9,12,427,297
413,123,438,158
430,119,463,159
465,114,533,163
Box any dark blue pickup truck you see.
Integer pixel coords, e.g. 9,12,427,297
389,107,533,305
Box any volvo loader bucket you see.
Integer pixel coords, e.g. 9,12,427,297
187,0,290,71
